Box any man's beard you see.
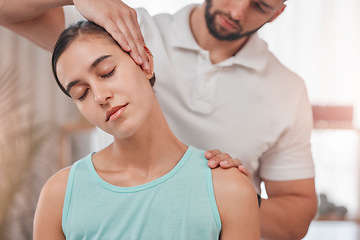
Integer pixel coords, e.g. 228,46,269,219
204,0,260,41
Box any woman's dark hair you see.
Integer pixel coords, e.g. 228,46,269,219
52,21,155,98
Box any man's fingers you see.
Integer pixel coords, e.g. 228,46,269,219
104,20,130,52
219,158,242,168
207,153,232,168
204,149,221,159
113,19,144,65
125,11,150,69
121,7,148,67
102,7,147,66
73,0,148,66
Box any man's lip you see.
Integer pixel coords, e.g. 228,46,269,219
106,104,128,121
219,15,239,30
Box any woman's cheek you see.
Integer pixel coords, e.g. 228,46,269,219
77,103,95,122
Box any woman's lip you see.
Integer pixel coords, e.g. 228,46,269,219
218,15,239,30
106,104,128,121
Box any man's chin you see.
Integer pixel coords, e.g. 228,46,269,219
209,31,245,41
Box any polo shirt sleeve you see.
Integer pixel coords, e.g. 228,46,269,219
259,83,315,181
135,8,158,45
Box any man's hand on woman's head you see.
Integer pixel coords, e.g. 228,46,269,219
73,0,150,70
205,150,252,180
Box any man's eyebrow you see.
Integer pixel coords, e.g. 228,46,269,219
259,0,275,10
90,55,112,71
66,80,80,93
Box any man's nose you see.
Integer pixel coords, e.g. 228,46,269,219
229,0,250,21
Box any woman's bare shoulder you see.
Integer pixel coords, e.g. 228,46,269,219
33,167,72,239
211,168,260,239
37,166,72,211
211,167,256,198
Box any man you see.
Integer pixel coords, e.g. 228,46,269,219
0,0,317,239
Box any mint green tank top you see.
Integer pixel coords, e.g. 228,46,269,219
62,146,221,239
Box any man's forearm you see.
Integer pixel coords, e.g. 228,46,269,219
0,0,72,23
259,195,317,240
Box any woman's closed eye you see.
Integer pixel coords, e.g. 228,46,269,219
101,67,116,79
78,88,89,100
75,67,116,101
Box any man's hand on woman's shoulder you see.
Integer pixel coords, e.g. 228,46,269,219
205,149,252,180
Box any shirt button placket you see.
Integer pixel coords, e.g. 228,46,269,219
193,52,217,113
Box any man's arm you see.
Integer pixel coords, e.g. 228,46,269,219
259,178,317,240
0,0,69,51
257,78,316,239
0,0,148,67
212,168,260,240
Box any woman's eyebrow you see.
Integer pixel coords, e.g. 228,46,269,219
89,55,112,71
65,55,113,93
66,80,80,93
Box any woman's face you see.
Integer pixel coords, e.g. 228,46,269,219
56,36,155,138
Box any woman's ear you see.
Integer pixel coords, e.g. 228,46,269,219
143,46,154,80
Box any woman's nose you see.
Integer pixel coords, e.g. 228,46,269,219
93,85,111,104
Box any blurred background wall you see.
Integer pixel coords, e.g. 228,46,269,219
0,28,81,239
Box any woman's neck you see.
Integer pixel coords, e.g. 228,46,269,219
92,98,187,186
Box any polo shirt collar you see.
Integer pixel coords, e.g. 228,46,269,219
170,4,202,51
170,4,269,72
231,34,269,71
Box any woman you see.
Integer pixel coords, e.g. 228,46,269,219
33,21,260,240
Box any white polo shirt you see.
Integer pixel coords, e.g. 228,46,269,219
64,5,314,193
